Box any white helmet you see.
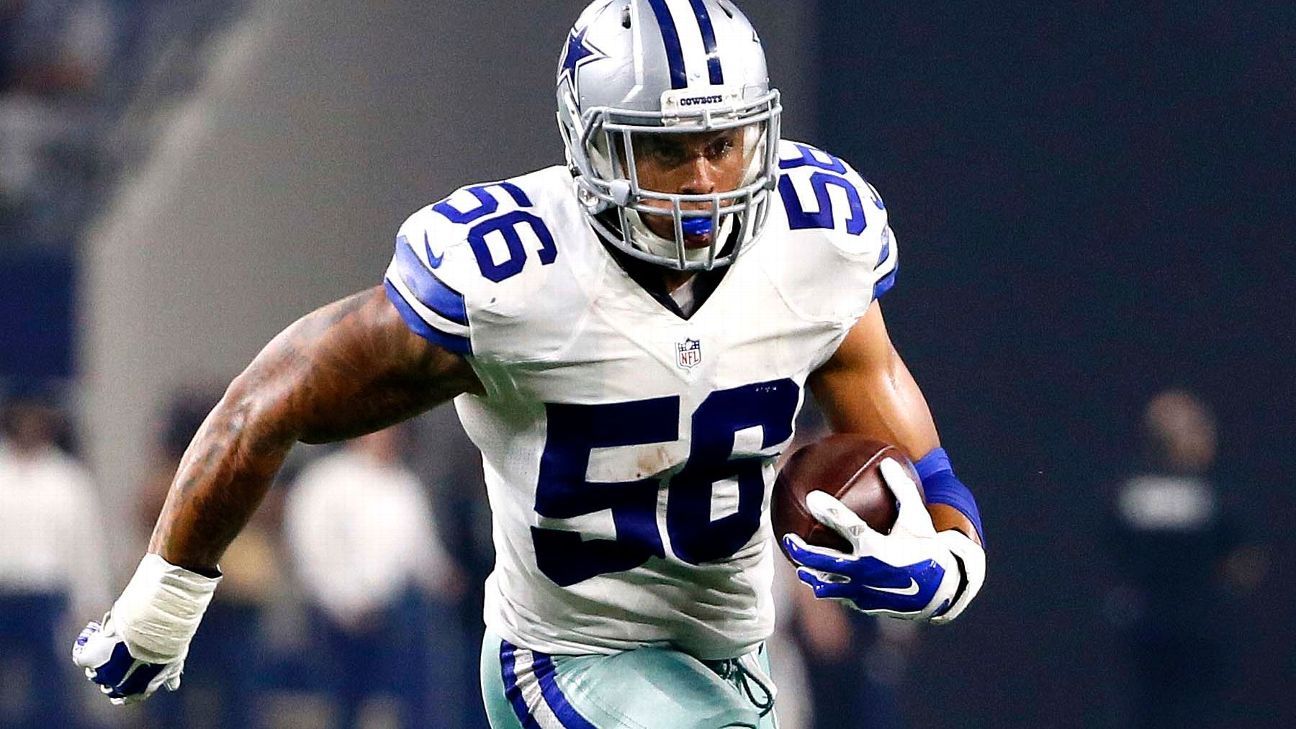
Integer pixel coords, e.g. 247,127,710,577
556,0,782,270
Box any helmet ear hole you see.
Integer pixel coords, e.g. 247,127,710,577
621,6,632,28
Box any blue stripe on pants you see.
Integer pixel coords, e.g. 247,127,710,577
532,652,598,729
499,642,543,729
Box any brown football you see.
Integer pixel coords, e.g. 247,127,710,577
772,435,924,561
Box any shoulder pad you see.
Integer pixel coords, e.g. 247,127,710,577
767,141,899,322
383,168,582,358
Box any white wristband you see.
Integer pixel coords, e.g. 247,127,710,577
110,554,221,663
930,530,986,625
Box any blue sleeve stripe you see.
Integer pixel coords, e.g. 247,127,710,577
873,264,897,300
915,447,985,547
876,232,891,268
383,279,473,355
384,263,469,336
394,235,469,326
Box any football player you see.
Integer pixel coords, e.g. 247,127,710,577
72,1,986,727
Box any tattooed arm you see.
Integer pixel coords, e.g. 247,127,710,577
149,286,481,573
71,286,479,702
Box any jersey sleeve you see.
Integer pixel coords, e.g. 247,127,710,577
870,214,899,300
816,150,899,303
770,141,900,328
381,170,581,367
383,205,478,356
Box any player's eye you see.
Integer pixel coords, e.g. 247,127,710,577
642,138,688,167
704,135,737,160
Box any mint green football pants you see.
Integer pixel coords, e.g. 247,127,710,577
480,631,780,729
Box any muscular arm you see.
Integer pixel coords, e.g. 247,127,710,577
148,286,481,572
808,302,981,545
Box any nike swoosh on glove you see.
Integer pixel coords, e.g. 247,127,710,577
782,458,975,622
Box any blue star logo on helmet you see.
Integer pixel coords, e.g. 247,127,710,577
558,25,607,99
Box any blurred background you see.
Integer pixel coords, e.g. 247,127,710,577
1,0,1292,727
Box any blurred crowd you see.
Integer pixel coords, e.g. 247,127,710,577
0,387,488,729
1103,390,1267,729
0,0,245,252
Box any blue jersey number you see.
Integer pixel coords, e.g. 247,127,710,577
433,182,557,282
778,143,878,236
533,379,800,586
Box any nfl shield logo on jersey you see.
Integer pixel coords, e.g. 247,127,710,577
676,338,702,370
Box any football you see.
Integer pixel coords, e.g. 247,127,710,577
772,435,924,560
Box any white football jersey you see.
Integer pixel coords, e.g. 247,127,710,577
384,140,897,659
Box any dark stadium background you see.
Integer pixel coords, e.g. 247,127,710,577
2,1,1291,726
820,3,1294,727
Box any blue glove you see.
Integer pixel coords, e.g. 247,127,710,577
782,458,979,622
73,615,183,705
